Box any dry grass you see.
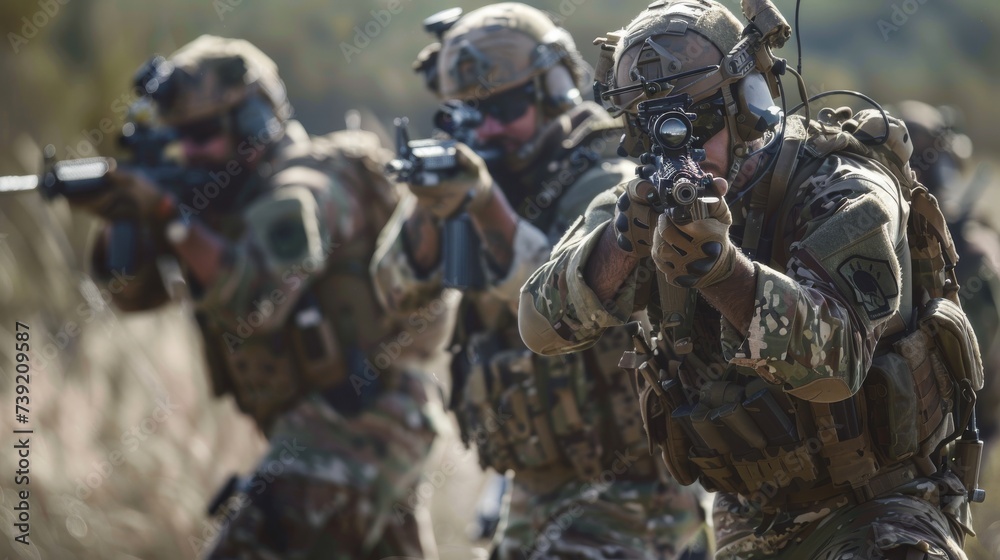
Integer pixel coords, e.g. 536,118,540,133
0,194,488,559
2,194,999,559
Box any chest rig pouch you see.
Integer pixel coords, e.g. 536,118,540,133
197,128,399,431
806,108,984,483
454,299,652,482
627,318,823,502
197,288,345,432
629,107,984,510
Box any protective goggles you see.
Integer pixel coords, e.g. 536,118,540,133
689,92,727,148
175,114,228,144
465,82,536,124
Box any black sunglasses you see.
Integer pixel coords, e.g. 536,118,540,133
175,114,228,144
465,82,536,124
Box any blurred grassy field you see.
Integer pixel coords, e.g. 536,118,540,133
0,191,492,559
2,0,1000,558
4,172,1000,560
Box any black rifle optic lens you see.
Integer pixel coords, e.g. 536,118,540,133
657,116,691,149
434,100,484,135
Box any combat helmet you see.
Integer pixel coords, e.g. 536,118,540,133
136,35,292,144
595,0,785,181
433,3,588,117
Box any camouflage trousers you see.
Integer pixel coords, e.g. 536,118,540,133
713,472,973,559
203,370,441,560
491,472,709,560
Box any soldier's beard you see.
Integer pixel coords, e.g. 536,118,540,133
178,150,260,215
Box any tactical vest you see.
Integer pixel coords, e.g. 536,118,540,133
631,108,984,512
452,106,665,487
198,127,401,431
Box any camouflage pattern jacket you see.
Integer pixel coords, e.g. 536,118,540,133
519,114,975,552
372,102,668,489
90,121,423,432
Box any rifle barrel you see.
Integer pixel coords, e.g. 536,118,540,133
0,175,39,194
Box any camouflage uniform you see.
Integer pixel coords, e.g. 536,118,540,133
374,102,706,560
896,100,1000,443
87,36,442,559
373,7,707,559
521,118,978,560
520,2,978,558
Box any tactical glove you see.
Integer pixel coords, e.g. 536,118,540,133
652,195,737,289
71,164,177,225
613,179,660,258
411,142,494,220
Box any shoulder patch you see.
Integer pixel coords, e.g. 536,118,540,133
837,256,899,320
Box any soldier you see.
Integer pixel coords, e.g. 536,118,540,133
70,36,442,559
896,100,1000,444
372,4,708,559
520,1,981,558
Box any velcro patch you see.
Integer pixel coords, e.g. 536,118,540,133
837,256,898,320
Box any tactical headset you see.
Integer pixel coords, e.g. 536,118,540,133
593,0,793,184
417,7,585,119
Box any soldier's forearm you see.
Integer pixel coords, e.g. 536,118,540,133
470,189,518,274
403,208,443,275
584,223,640,303
699,253,756,335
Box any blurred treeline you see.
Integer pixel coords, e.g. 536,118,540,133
1,0,999,172
1,1,999,559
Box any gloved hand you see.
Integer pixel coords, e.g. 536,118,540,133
70,163,176,225
613,179,660,258
652,193,737,289
410,142,494,220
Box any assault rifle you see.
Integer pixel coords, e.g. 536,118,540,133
622,93,719,359
386,101,500,290
632,93,715,223
0,120,212,275
1,56,213,275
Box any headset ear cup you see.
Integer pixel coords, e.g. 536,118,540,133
541,65,581,117
234,95,281,144
734,72,781,143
